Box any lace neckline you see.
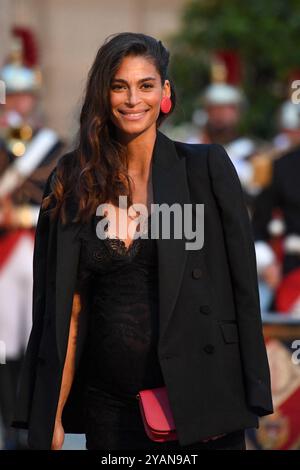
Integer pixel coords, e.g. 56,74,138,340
103,213,153,254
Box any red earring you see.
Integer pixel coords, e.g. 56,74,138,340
160,96,172,113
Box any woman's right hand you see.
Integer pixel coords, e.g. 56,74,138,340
51,419,65,450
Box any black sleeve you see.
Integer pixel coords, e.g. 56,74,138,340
32,168,56,324
74,237,93,294
11,168,56,428
207,143,274,416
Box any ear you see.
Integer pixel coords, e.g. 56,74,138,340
163,79,171,99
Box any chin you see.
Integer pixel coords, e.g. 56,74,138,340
116,121,155,137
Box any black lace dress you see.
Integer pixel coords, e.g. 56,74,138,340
76,213,167,450
76,214,246,451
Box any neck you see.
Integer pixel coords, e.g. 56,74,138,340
117,126,157,179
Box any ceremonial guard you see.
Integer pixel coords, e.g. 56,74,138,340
252,137,300,315
187,52,259,192
0,27,64,448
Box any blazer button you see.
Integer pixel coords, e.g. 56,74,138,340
203,344,215,354
192,268,202,279
199,305,211,315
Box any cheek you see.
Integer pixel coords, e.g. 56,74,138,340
148,90,162,107
110,94,122,110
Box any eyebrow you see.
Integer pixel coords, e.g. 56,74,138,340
111,77,157,84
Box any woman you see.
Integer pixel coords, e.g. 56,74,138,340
12,33,273,450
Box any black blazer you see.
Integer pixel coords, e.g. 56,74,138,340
12,130,273,449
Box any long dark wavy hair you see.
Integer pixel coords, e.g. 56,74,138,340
43,32,176,225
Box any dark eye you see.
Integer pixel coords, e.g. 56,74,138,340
142,83,153,89
111,84,126,90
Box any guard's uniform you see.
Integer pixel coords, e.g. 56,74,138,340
0,26,65,449
252,146,300,313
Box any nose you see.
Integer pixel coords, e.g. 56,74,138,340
125,88,142,107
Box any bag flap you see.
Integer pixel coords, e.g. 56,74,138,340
138,386,176,432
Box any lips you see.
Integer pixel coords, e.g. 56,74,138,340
119,109,149,113
119,109,149,120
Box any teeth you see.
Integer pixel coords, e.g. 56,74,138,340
121,111,147,115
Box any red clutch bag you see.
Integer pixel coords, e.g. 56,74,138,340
136,386,178,442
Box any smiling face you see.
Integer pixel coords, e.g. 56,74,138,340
109,55,171,140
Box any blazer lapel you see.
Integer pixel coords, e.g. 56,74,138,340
152,131,191,349
55,130,191,363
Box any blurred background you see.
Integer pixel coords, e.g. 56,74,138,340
1,0,300,451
